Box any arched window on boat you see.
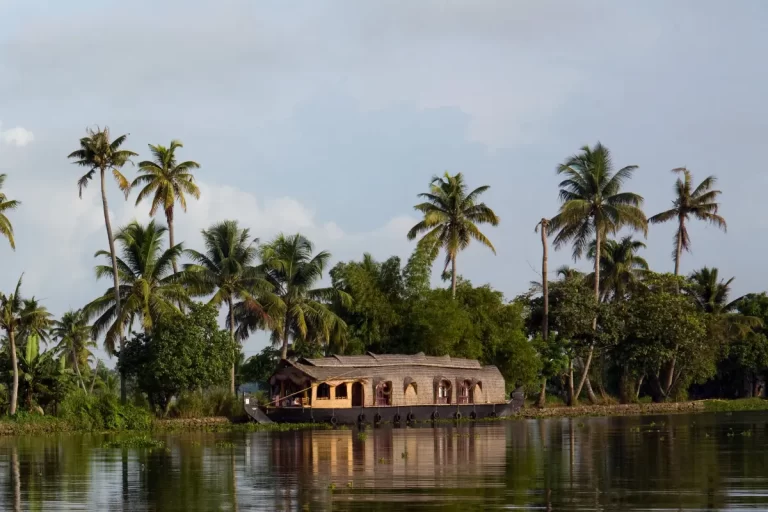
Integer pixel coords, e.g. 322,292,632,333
317,383,331,400
436,379,451,404
403,377,418,403
375,381,392,406
335,383,348,399
457,379,473,404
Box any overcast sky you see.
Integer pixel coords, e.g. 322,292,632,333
1,0,766,364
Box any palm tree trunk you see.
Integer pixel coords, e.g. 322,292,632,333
574,231,600,403
674,216,684,277
229,299,236,395
541,219,549,339
567,358,574,406
9,328,18,415
536,379,547,408
451,254,458,299
281,312,291,360
89,368,97,395
536,219,549,409
166,209,179,275
664,217,685,396
73,356,85,392
100,167,126,404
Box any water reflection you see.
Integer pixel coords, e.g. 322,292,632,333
0,413,768,510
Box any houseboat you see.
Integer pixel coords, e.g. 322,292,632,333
244,352,524,425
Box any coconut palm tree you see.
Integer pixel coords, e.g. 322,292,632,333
587,236,649,301
69,127,137,402
407,172,499,298
184,220,276,393
52,310,96,392
132,140,201,273
85,220,189,354
534,218,551,407
258,233,351,360
0,174,20,250
0,278,52,415
550,142,647,402
649,168,726,277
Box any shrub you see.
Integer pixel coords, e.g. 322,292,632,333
59,391,151,431
171,390,206,418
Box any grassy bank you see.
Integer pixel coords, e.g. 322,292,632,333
1,398,766,436
518,398,768,419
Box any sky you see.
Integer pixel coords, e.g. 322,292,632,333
1,0,767,364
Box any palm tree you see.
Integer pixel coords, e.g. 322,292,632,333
649,168,726,277
687,267,742,315
534,218,550,407
69,127,137,403
587,236,649,301
407,172,499,298
258,233,351,360
85,220,189,354
52,310,96,392
551,142,647,403
132,140,201,274
0,277,51,414
0,174,20,249
184,220,275,393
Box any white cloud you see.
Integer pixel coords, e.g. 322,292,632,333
0,123,34,147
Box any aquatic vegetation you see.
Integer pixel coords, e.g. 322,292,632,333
214,441,235,448
103,436,165,449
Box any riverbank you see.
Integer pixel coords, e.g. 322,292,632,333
1,398,766,435
0,415,335,436
518,397,768,419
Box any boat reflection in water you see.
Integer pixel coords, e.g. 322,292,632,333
266,424,506,509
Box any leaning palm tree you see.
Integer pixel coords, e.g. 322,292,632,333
69,127,137,402
85,220,189,355
0,277,51,415
52,310,97,392
649,168,726,277
184,220,276,393
587,236,649,301
132,140,201,273
550,142,647,403
258,233,351,360
0,174,20,249
407,172,499,298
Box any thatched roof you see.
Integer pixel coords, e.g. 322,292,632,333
281,353,501,384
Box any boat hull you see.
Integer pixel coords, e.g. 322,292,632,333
245,399,524,425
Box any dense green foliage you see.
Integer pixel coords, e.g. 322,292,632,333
120,303,233,413
0,132,764,427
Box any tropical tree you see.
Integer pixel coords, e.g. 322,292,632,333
69,126,137,402
550,142,647,403
649,168,726,277
687,267,740,315
132,140,201,273
86,220,189,355
407,172,499,298
17,333,57,410
184,220,275,393
0,278,52,415
587,236,649,301
0,174,20,249
534,218,551,406
258,233,351,360
51,310,96,392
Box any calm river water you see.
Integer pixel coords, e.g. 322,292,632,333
1,411,768,511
